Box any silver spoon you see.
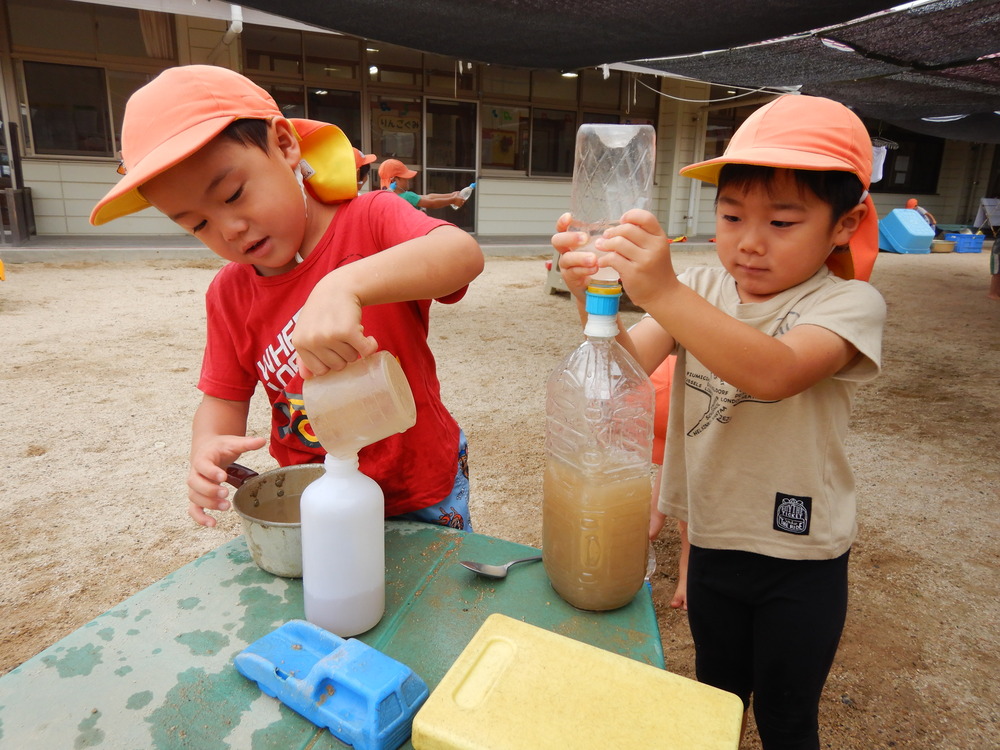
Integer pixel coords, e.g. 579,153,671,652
459,554,543,579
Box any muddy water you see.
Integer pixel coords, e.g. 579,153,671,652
238,492,301,524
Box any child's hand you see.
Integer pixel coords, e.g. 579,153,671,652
595,209,679,308
292,285,378,378
551,212,599,299
649,504,667,541
187,434,266,527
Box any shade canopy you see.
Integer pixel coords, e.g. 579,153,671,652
237,0,1000,141
236,0,900,70
633,0,1000,142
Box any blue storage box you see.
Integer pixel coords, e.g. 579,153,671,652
878,208,934,254
943,232,985,253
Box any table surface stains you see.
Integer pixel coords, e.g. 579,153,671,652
0,521,663,748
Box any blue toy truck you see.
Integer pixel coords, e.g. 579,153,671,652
235,620,428,750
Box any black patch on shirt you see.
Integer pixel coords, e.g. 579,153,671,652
773,493,812,535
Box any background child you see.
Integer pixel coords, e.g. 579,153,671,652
378,158,468,210
90,65,484,531
554,95,886,749
354,148,377,191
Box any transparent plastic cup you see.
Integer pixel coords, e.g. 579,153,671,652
302,351,417,459
569,124,656,281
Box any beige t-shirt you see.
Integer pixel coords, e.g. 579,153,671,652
659,265,886,560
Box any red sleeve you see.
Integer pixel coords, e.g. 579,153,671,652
363,192,470,305
197,268,258,401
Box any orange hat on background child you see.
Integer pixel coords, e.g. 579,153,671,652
680,95,878,282
91,65,358,225
378,158,418,184
354,148,377,168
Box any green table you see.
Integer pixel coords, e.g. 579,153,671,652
0,521,663,748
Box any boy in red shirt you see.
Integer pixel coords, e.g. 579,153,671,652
91,66,484,530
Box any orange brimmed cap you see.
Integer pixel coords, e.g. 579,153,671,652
680,95,877,281
354,148,377,168
378,158,417,183
90,65,282,226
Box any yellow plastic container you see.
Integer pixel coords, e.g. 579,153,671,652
412,614,743,750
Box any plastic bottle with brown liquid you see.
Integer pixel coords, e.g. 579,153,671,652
543,282,655,610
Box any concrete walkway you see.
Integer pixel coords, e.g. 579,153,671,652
0,232,716,263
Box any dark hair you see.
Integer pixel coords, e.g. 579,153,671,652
218,118,271,152
717,164,865,225
358,163,371,182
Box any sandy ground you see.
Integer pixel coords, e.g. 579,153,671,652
1,246,998,748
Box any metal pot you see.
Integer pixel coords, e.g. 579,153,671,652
226,462,324,578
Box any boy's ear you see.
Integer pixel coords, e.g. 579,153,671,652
833,202,868,245
272,118,302,167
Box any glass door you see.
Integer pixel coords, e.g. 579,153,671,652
370,95,422,190
423,98,477,231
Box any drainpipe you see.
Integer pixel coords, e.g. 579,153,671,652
223,5,244,45
209,5,243,63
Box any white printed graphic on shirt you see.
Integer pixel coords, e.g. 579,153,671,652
685,371,776,437
255,312,301,393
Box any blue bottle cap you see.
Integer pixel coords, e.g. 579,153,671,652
585,283,622,317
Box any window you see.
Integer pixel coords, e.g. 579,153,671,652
864,122,943,195
424,54,476,94
481,105,529,171
10,0,174,61
371,96,422,187
704,97,764,160
367,43,421,87
482,65,530,99
23,62,112,156
309,89,362,146
304,34,360,81
581,68,621,109
244,26,302,76
531,108,576,176
426,100,475,169
10,0,96,56
260,83,305,118
626,73,660,118
108,70,154,150
531,70,578,104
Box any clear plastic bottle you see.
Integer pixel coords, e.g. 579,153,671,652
569,124,656,282
543,282,655,611
451,182,476,210
301,453,385,636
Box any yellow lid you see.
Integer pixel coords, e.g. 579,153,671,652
412,614,743,749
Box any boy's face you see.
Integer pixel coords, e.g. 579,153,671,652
140,120,309,275
714,169,863,303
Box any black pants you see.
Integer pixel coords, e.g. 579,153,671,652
687,546,850,750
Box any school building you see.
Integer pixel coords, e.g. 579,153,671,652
1,0,996,244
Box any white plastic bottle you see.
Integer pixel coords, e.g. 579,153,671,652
543,281,655,611
451,182,476,210
301,453,385,636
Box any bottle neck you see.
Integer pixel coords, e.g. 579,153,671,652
584,312,619,339
324,453,360,473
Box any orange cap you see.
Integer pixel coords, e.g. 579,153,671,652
905,198,918,209
354,148,377,168
91,66,363,224
680,95,877,281
378,158,418,183
91,65,282,226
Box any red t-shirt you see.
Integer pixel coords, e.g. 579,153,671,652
198,191,467,515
